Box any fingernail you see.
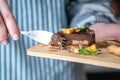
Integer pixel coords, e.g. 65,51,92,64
13,33,20,40
1,40,8,45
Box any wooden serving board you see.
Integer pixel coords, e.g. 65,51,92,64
27,44,120,69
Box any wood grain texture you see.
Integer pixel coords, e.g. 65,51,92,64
27,44,120,69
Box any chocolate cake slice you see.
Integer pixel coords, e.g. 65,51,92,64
49,28,95,50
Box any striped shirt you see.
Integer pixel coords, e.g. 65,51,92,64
0,0,116,80
67,0,117,27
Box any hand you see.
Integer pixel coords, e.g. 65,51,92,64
0,0,20,45
90,23,120,42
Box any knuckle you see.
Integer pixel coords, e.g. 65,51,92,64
0,0,7,5
0,16,3,24
0,35,8,41
0,0,6,3
0,24,7,31
0,21,5,27
0,14,5,26
0,30,7,36
4,13,13,19
0,28,7,41
0,19,2,24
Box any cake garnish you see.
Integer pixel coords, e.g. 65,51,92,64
49,27,99,55
79,44,99,55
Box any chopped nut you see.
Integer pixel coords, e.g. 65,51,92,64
68,45,79,53
72,40,89,45
79,44,83,49
72,40,80,44
58,42,61,45
83,40,89,45
79,40,88,45
79,41,83,44
74,48,79,53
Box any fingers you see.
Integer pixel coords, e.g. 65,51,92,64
90,23,120,42
0,13,9,45
0,0,20,40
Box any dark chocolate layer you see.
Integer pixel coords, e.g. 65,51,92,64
49,29,95,46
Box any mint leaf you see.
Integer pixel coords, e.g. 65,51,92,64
79,48,91,55
79,48,99,55
91,50,99,56
77,26,90,32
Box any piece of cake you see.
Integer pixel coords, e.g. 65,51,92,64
49,27,98,55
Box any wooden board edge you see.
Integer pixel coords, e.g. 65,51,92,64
27,49,120,69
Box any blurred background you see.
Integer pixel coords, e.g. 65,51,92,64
85,64,120,80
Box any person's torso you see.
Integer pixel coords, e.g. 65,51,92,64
0,0,86,80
